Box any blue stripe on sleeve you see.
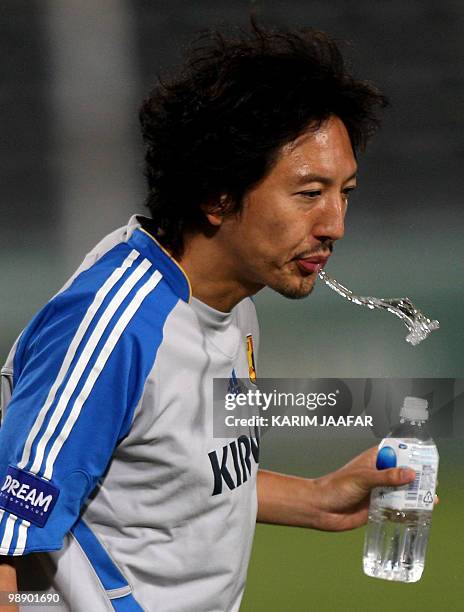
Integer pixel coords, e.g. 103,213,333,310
0,243,179,556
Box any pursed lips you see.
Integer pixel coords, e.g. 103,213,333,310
295,254,330,274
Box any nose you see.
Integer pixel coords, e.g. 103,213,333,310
311,194,346,244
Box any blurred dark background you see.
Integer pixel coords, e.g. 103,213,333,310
2,0,463,377
1,2,463,610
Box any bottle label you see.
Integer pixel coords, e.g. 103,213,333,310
371,438,439,511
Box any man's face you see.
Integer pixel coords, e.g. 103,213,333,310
219,115,357,299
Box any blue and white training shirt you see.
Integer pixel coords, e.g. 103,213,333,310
0,214,260,611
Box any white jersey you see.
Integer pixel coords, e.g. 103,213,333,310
0,214,260,611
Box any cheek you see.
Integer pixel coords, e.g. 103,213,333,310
253,219,304,263
258,202,299,233
267,211,307,246
238,196,305,255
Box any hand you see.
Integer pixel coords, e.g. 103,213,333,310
311,446,422,532
0,560,18,612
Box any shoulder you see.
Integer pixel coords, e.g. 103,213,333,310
55,243,180,349
14,242,180,377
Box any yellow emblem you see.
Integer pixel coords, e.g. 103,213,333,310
246,334,257,384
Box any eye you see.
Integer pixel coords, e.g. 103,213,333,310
298,190,322,198
342,187,356,202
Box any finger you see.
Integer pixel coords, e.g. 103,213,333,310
340,446,378,472
357,467,416,491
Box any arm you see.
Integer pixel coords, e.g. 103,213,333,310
0,267,160,559
257,446,417,531
0,560,18,612
257,470,319,528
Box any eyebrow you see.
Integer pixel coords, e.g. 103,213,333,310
293,170,358,186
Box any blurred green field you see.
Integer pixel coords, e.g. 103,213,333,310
241,440,463,612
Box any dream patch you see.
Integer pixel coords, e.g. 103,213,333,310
0,466,59,528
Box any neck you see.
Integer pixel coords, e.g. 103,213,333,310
176,232,262,312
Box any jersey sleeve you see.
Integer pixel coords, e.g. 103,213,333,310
0,252,176,556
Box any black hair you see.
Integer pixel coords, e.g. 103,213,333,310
139,24,387,256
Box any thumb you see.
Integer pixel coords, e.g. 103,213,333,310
358,467,416,491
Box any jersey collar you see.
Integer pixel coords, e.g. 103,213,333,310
127,219,192,303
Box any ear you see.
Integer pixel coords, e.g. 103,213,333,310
201,194,231,227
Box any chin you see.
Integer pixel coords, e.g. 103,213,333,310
271,277,316,300
277,286,315,300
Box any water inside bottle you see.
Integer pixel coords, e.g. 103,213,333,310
363,506,432,582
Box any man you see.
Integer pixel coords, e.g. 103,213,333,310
0,26,416,611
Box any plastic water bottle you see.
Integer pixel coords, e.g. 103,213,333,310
363,396,439,582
